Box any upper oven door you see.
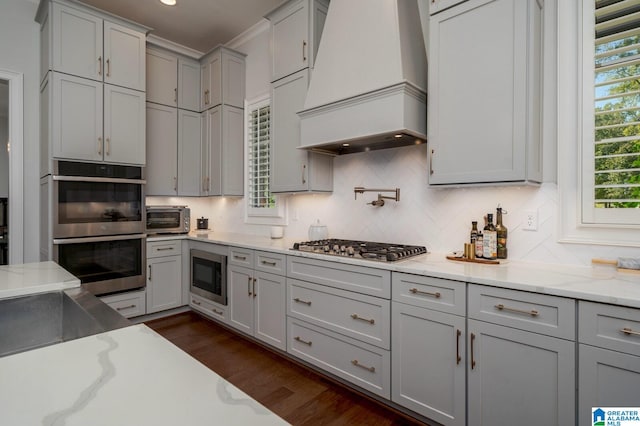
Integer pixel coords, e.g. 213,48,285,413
52,162,145,238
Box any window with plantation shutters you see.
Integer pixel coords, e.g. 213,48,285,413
584,0,640,225
248,101,275,212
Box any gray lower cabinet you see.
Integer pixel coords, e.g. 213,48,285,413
578,301,640,426
467,284,576,426
146,240,182,314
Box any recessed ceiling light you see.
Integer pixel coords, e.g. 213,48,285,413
394,134,403,138
160,0,176,5
342,143,350,147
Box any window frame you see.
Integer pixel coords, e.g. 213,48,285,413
558,0,640,247
244,94,287,226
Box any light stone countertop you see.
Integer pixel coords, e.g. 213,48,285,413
0,324,288,426
151,231,640,308
0,261,80,299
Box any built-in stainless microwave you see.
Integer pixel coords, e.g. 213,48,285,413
191,249,227,305
146,206,190,234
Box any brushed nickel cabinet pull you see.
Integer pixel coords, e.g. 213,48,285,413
302,40,307,62
253,278,257,298
430,149,434,175
351,360,375,373
173,176,177,192
495,304,539,317
622,327,640,336
105,138,110,156
470,333,476,369
174,87,177,103
148,264,151,281
156,247,174,251
212,308,223,315
294,336,312,346
98,137,102,155
206,177,210,192
98,56,102,76
294,298,311,306
247,277,252,296
116,304,136,311
302,164,306,184
202,176,207,192
410,288,441,298
204,89,209,105
456,329,462,365
351,314,375,325
261,260,277,266
106,58,111,77
192,299,201,306
234,255,247,261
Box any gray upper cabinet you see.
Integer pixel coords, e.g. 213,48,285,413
146,103,178,196
146,48,178,107
178,58,201,112
177,109,202,196
200,47,246,111
427,0,542,185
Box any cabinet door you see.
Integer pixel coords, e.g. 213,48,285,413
270,69,310,192
228,265,254,335
254,271,286,350
177,110,202,196
391,302,465,426
270,0,309,81
146,48,177,107
201,54,221,110
146,103,177,195
104,84,146,165
104,21,146,91
52,72,103,162
222,51,245,109
178,58,200,111
467,319,575,426
147,255,182,314
578,344,640,426
202,106,222,196
52,3,103,82
428,0,531,184
222,105,244,196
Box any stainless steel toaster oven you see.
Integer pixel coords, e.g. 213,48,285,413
145,206,190,234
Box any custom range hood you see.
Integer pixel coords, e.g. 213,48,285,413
298,0,427,155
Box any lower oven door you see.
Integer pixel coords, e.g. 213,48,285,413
53,234,146,296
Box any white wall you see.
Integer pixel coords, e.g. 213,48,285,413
0,0,40,262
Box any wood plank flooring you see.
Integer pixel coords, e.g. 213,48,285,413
145,312,429,426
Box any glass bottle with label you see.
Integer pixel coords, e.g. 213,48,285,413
470,221,478,244
496,207,508,259
475,231,484,258
483,213,497,260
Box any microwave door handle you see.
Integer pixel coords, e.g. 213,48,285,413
52,175,147,185
53,234,147,244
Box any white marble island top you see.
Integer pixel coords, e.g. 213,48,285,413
0,324,288,426
0,261,80,299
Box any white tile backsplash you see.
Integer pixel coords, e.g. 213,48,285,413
148,144,640,267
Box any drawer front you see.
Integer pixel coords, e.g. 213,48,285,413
287,256,391,298
147,240,182,258
287,317,391,399
100,290,146,318
392,272,466,315
190,292,228,324
288,279,390,349
255,251,286,275
228,247,254,268
579,301,640,356
468,284,575,340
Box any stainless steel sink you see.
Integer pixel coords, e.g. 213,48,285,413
0,287,131,358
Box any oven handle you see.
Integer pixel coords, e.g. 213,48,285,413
52,175,147,185
53,234,147,244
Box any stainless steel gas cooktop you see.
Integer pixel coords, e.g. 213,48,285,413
291,239,427,262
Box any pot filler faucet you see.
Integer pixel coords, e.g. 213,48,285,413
354,187,400,207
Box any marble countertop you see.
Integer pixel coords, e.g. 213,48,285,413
0,261,80,299
0,324,288,426
151,231,640,308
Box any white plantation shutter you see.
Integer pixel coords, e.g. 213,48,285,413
583,0,640,225
247,101,276,213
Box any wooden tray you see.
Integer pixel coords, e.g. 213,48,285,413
446,255,500,265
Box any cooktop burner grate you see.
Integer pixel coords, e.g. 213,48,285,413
291,239,427,262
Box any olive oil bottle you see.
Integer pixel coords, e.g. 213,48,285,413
482,214,497,260
496,207,508,259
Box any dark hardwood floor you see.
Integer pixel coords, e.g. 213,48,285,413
145,312,429,426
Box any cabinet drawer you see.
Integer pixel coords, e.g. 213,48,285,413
228,247,254,267
287,256,391,298
579,301,640,356
190,292,228,324
147,240,182,258
392,272,466,315
255,251,286,275
288,279,390,349
100,290,146,318
288,317,391,399
468,285,575,340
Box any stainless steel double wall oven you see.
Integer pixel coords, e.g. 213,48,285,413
51,161,146,296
